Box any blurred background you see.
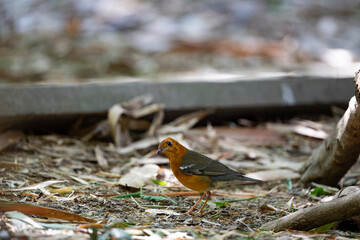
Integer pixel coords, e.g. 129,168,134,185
1,0,359,83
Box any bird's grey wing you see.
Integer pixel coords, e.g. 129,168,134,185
179,150,236,176
180,150,262,184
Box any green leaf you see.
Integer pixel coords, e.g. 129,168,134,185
112,192,141,198
140,194,167,202
311,183,339,194
258,229,271,232
106,222,128,229
286,177,293,190
112,192,169,202
312,221,337,233
90,226,98,240
142,205,169,209
151,179,167,186
310,187,325,196
124,222,137,226
154,231,166,237
160,194,177,204
212,201,229,208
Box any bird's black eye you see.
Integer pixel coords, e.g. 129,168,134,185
167,141,172,146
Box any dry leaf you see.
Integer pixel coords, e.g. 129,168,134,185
147,109,164,137
121,94,153,110
119,164,160,188
115,133,186,155
218,139,302,171
267,121,329,140
6,211,44,229
138,157,169,165
246,169,300,181
211,190,260,198
131,103,164,119
96,171,122,178
145,208,180,216
258,205,279,213
0,130,24,152
292,125,328,140
116,137,159,155
108,103,128,146
49,187,73,194
70,176,89,185
0,162,25,170
189,126,286,146
81,120,109,141
77,223,104,229
158,109,214,135
75,174,115,184
107,95,163,147
0,180,64,193
94,146,109,169
286,197,295,210
0,200,95,222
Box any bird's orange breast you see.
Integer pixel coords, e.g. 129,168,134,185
169,157,211,193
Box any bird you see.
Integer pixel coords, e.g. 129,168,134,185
157,137,262,215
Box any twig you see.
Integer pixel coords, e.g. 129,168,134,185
130,196,144,209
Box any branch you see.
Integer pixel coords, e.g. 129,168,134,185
300,70,360,186
261,188,360,231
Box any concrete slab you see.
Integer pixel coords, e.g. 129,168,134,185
0,71,355,129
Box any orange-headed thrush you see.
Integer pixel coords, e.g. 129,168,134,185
157,137,262,214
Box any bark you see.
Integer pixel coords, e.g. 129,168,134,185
300,70,360,186
261,188,360,231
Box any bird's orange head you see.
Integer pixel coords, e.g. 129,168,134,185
157,138,187,161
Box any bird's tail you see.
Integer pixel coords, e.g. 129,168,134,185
242,175,263,183
210,174,263,186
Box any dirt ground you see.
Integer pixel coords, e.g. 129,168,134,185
1,115,360,239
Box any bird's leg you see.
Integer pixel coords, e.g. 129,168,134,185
186,192,206,215
198,191,211,215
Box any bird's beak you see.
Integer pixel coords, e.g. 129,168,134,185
156,149,163,155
